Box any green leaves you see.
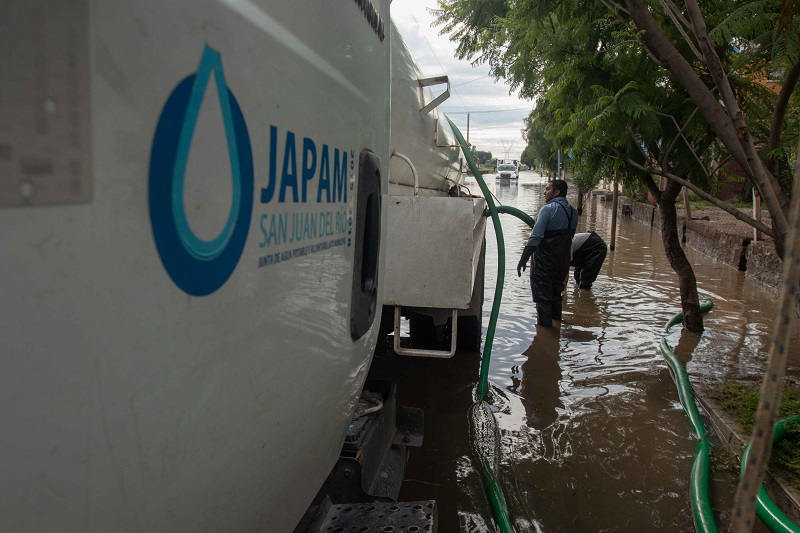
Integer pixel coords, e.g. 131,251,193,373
710,0,799,67
434,0,796,201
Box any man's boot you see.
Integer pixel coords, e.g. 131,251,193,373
551,299,562,322
536,303,553,327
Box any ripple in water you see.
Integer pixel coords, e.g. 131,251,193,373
477,174,793,530
394,172,793,531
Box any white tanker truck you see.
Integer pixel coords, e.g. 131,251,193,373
497,159,520,180
0,1,485,531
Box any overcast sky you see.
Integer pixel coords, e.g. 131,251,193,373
391,1,531,160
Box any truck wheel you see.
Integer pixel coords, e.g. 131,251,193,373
457,239,485,352
456,316,482,352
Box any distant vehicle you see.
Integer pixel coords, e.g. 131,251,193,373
497,159,519,179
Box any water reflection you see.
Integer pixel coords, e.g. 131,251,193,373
673,328,702,367
518,326,563,431
369,344,492,532
380,171,793,531
495,178,519,198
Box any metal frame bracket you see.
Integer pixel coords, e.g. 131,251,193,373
393,306,457,358
418,75,450,115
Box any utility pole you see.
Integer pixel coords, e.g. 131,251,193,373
459,114,471,174
753,189,761,242
499,138,515,160
610,169,619,251
557,147,562,179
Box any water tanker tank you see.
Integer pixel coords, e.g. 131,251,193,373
389,23,463,196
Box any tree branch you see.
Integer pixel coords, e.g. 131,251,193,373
641,172,662,200
600,0,669,68
657,110,708,179
767,61,800,175
598,0,630,17
684,0,790,224
657,0,704,62
625,0,788,246
623,0,748,164
660,0,692,30
661,108,699,165
709,154,732,178
606,143,775,237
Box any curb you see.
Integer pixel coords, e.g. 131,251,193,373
693,384,800,524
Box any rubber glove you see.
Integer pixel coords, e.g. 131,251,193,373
517,245,536,277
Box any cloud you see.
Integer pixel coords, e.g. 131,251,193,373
392,1,531,160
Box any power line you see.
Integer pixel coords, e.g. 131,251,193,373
451,74,492,88
442,108,530,114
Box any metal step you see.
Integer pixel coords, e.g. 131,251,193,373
317,500,437,532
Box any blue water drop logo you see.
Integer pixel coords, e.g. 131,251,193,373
172,46,241,260
149,45,253,296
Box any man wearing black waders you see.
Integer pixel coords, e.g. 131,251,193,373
517,179,578,327
570,231,608,290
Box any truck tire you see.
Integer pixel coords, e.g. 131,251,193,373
456,239,485,352
456,316,481,352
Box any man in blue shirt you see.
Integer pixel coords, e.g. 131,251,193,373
517,179,578,327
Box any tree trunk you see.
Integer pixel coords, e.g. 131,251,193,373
647,177,704,332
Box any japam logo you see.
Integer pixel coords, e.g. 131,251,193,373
148,45,253,296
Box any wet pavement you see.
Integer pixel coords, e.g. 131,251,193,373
370,171,800,531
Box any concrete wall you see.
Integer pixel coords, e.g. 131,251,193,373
684,218,748,271
746,241,784,289
619,198,783,291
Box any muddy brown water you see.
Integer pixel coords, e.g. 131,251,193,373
370,171,800,532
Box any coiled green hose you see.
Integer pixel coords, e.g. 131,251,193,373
445,132,799,532
661,300,800,533
438,135,799,532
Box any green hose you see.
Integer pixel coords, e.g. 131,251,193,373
660,298,718,533
740,417,800,533
447,118,506,403
490,205,536,228
441,147,799,531
448,118,515,533
661,300,800,533
430,136,798,532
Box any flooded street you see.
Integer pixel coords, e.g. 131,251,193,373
372,171,800,531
